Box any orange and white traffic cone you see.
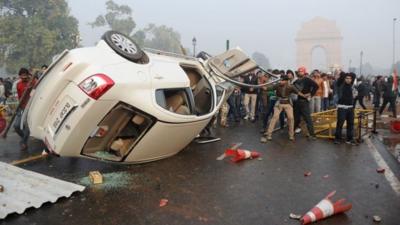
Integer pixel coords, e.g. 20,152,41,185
224,148,260,163
300,191,352,225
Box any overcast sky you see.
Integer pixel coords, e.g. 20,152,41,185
68,0,400,71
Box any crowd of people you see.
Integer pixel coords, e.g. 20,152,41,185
219,66,399,144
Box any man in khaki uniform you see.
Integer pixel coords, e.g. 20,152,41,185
219,102,229,127
261,75,306,142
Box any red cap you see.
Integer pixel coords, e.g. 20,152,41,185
298,66,307,73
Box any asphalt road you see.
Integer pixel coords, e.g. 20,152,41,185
1,121,399,225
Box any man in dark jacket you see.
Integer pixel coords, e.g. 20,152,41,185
334,72,357,145
379,76,397,118
293,66,318,139
372,76,383,108
353,79,368,109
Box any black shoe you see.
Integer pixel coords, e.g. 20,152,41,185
334,139,340,144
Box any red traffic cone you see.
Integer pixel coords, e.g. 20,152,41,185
224,148,260,163
301,191,352,225
390,120,400,133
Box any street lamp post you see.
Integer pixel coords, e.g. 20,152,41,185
360,51,363,76
349,59,352,71
192,37,197,57
393,18,397,69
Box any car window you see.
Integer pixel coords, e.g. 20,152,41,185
82,103,154,162
180,65,214,116
156,89,192,115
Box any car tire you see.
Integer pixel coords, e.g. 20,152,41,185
102,30,144,62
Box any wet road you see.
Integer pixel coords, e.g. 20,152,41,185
1,121,400,225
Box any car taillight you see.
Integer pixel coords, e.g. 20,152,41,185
79,74,114,100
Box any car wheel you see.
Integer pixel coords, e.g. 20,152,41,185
102,30,144,62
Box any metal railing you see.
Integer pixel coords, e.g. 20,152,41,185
311,108,377,143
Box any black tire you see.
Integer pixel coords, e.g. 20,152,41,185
102,30,144,62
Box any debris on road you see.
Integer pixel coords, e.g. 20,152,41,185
0,162,85,219
376,168,385,173
373,215,381,222
300,191,352,224
289,213,302,220
195,136,221,144
323,174,329,179
159,199,168,207
0,185,3,192
89,171,103,184
79,171,136,189
11,154,47,166
304,171,312,177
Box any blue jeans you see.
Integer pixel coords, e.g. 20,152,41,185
228,93,241,121
13,109,30,145
322,97,329,111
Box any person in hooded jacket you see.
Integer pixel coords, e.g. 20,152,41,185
334,72,357,145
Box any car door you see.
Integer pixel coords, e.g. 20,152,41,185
206,48,259,79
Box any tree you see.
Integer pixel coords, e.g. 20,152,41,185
252,52,271,70
91,1,184,54
89,0,135,36
0,0,79,74
140,24,182,54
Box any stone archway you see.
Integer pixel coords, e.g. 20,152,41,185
295,17,343,71
311,45,328,70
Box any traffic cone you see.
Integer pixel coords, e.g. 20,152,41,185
390,120,400,133
300,191,352,225
224,148,260,163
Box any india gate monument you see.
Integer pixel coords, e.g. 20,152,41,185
296,17,343,71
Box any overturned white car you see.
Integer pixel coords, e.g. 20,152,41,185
26,31,275,163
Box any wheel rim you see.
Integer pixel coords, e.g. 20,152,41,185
110,33,138,55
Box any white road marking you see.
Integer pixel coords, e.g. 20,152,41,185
365,138,400,196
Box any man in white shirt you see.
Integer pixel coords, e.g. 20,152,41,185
321,73,331,111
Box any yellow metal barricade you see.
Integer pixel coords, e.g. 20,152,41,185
311,108,375,141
